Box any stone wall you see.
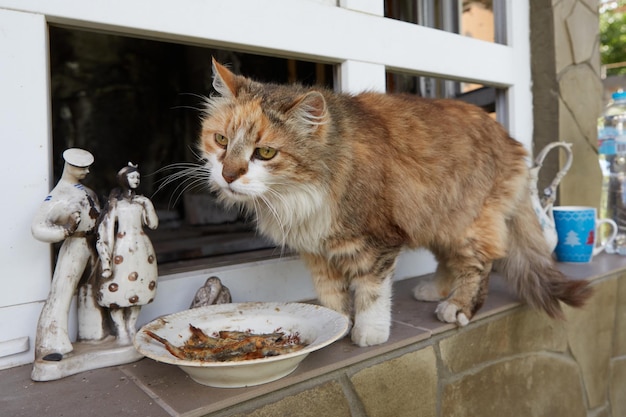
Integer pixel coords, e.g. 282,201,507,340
218,273,626,417
532,0,604,208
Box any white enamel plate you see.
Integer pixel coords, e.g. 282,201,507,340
134,302,350,388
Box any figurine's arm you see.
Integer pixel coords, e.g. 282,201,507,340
134,195,159,230
31,200,80,243
96,206,116,278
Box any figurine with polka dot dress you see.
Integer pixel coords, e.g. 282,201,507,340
96,162,159,345
30,152,151,382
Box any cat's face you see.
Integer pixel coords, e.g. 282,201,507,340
199,59,330,206
201,99,277,203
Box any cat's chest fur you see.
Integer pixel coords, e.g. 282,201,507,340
252,184,333,253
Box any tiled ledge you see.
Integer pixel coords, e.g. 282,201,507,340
3,254,626,417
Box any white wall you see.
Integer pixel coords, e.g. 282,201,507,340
0,9,54,369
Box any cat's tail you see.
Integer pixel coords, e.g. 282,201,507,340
494,196,593,319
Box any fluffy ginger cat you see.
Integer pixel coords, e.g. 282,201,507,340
198,58,592,347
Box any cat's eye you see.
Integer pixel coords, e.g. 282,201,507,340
254,147,278,160
215,133,229,147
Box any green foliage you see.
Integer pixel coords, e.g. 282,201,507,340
600,1,626,76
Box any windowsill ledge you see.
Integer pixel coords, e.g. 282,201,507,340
2,253,626,417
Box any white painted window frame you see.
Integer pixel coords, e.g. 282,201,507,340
0,0,531,369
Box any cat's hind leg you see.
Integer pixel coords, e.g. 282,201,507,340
434,207,507,326
434,261,492,326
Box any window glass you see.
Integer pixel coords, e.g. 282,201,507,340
49,26,333,271
384,1,499,111
385,0,497,43
386,71,498,117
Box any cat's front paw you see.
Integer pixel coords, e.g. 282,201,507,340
435,301,470,326
351,322,390,347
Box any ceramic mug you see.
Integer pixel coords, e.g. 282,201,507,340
553,206,618,263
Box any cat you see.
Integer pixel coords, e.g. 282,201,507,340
197,58,592,347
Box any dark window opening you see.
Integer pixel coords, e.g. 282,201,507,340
49,26,334,273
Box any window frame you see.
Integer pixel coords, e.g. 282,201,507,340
0,0,531,369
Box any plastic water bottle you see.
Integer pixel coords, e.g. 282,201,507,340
598,90,626,254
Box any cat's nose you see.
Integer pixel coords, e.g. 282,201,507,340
222,172,237,184
222,167,246,184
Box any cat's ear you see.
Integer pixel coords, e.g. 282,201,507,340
286,91,329,135
211,57,240,98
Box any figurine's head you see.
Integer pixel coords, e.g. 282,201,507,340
62,148,94,181
117,162,140,190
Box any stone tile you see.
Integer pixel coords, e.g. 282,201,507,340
439,308,567,374
120,316,430,416
593,407,612,417
558,97,602,208
610,357,626,417
563,278,618,408
392,272,521,334
615,273,626,356
296,321,431,376
566,2,599,64
553,0,576,73
472,274,523,320
350,346,437,417
556,253,626,281
590,29,602,75
441,355,586,417
230,381,351,417
559,65,604,141
580,0,599,13
0,363,170,417
391,277,456,334
121,359,263,416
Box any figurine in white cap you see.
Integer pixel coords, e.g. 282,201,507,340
31,148,105,362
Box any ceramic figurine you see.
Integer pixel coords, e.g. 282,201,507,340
529,142,573,252
96,163,159,345
30,151,145,382
31,149,104,362
190,276,232,308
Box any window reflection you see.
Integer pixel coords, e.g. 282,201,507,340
384,0,499,114
49,26,333,271
384,0,496,43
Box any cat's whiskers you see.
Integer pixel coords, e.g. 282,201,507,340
244,197,287,258
171,176,211,207
265,188,296,243
256,192,289,248
151,162,211,208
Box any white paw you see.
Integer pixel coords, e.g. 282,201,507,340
351,307,390,346
351,322,390,347
413,278,443,302
435,301,469,326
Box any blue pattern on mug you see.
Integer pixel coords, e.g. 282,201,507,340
553,208,596,262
